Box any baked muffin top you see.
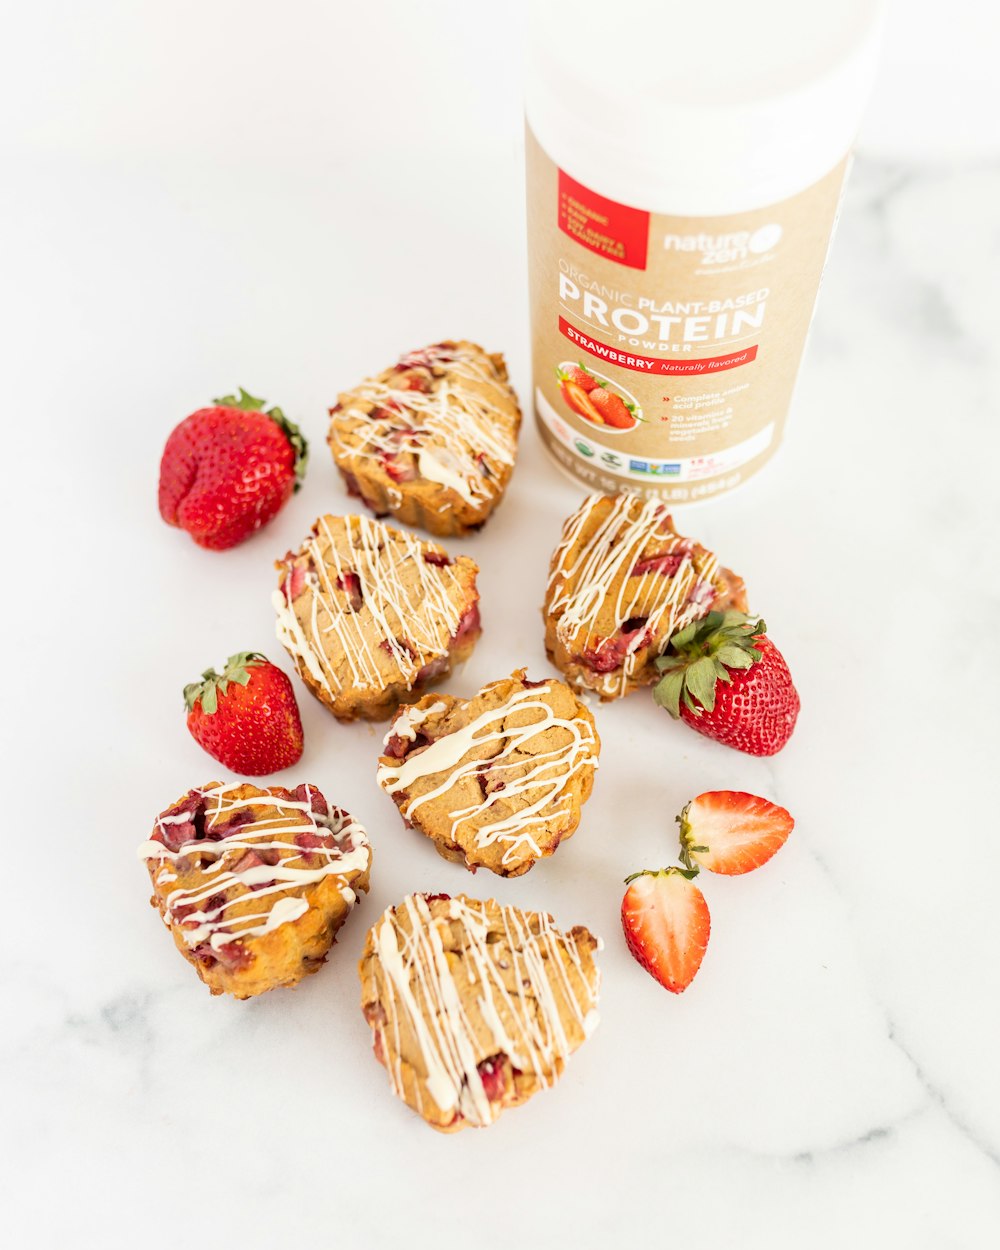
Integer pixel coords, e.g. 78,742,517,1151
273,514,480,716
139,781,371,994
359,893,601,1131
328,341,520,523
378,670,599,876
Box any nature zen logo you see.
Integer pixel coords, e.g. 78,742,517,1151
663,223,783,265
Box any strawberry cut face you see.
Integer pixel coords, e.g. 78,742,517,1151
678,791,794,875
621,868,710,994
559,379,605,425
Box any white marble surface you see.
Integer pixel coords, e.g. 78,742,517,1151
3,4,1000,1248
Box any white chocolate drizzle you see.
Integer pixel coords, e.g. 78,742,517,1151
273,514,475,700
389,699,448,743
330,343,518,507
368,894,600,1127
137,783,371,957
546,493,721,697
377,681,598,868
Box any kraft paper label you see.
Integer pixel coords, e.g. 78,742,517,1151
527,126,848,502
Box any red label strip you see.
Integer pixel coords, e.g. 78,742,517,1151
559,318,758,374
558,169,649,271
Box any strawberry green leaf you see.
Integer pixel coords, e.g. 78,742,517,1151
183,680,205,711
716,645,755,669
213,387,266,411
652,669,685,718
265,407,309,490
652,610,767,723
686,656,719,712
624,866,700,885
654,653,686,673
183,651,266,714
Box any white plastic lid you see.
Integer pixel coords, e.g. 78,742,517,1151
526,0,885,215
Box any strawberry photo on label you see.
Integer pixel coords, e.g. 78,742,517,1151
556,362,638,430
159,388,308,550
184,652,304,775
621,867,710,994
678,791,794,875
653,611,799,756
587,385,635,429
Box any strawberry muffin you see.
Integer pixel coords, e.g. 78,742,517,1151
328,341,521,537
138,781,372,999
377,670,600,877
274,514,482,721
544,493,747,700
359,893,601,1132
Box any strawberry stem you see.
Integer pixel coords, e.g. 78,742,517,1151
653,611,765,719
624,865,700,885
184,651,265,714
213,387,266,412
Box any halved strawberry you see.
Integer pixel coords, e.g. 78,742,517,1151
559,378,605,425
678,791,794,876
621,867,710,993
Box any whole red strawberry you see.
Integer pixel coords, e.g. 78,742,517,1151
653,611,799,755
159,389,308,550
184,652,304,775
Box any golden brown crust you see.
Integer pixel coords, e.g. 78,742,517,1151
543,493,748,700
140,781,372,999
273,514,481,721
377,670,600,877
328,341,521,537
358,893,601,1131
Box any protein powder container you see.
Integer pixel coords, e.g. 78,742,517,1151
525,0,884,502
